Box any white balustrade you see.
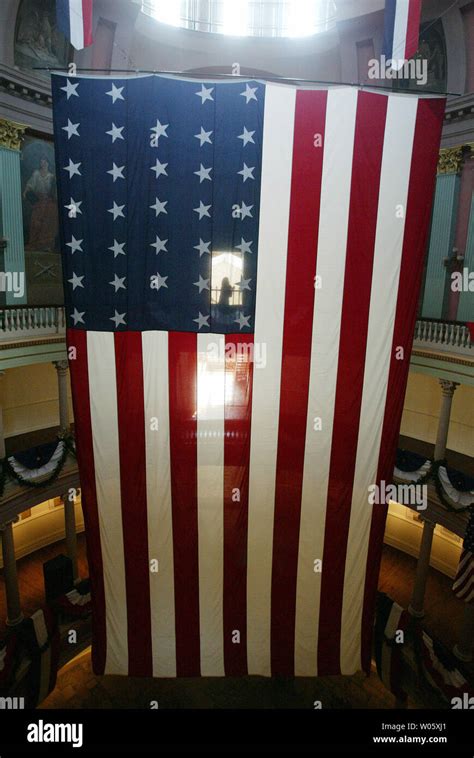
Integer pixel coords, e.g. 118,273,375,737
413,318,472,356
0,306,66,341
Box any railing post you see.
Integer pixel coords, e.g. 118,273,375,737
408,518,436,618
0,520,23,626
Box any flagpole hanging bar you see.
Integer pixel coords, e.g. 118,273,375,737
33,67,461,97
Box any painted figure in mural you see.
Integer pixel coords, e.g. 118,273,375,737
23,156,58,252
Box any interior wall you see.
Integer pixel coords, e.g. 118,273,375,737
400,371,474,457
1,362,73,439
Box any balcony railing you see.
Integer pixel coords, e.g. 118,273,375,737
413,318,472,357
0,305,65,341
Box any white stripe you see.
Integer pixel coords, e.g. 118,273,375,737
32,609,48,647
391,0,410,68
340,94,418,674
142,331,176,677
69,0,85,50
246,84,296,676
87,331,128,674
197,332,225,676
384,602,404,640
294,88,358,676
31,610,51,703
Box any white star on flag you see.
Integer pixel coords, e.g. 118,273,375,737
60,79,79,99
239,202,253,220
235,312,251,329
108,240,126,257
194,239,211,256
194,127,213,146
150,197,168,216
109,274,127,292
150,159,168,177
108,201,125,220
68,272,84,290
110,310,126,327
63,159,81,178
62,119,80,139
66,235,83,254
240,84,258,103
70,308,85,325
106,123,124,142
194,164,212,183
150,120,169,141
150,235,168,254
194,201,211,220
106,83,124,103
193,275,210,293
65,198,82,216
238,163,255,181
107,163,125,181
238,126,255,146
151,272,168,290
194,312,210,329
235,237,253,254
196,84,214,104
237,277,251,290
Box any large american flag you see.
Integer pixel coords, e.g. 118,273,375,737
52,74,444,677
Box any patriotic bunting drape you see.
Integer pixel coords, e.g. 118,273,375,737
52,74,444,678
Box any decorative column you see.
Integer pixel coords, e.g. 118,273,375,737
0,520,23,626
453,604,474,662
0,370,5,459
0,118,27,305
62,492,79,584
421,147,463,319
408,518,436,618
457,189,474,322
434,380,459,461
53,360,70,435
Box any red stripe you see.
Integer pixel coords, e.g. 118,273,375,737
270,89,327,676
404,0,422,60
317,91,388,675
82,0,94,47
114,332,152,676
361,97,445,673
66,327,106,674
223,334,254,675
168,332,200,676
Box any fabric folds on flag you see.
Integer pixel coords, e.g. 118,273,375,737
52,73,444,678
56,0,93,51
452,506,474,604
383,0,422,70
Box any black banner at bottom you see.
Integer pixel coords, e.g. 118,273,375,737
0,708,473,754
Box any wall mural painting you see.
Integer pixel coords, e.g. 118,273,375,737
21,136,58,254
15,0,70,74
20,135,64,305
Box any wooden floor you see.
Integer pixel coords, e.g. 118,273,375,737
0,536,471,708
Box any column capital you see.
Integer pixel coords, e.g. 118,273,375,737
0,118,27,151
53,359,69,372
437,145,470,175
439,379,459,397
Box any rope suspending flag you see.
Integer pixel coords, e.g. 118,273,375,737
52,74,444,677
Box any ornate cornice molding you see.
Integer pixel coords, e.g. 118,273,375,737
0,117,27,151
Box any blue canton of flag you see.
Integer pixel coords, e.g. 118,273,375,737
52,74,264,334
